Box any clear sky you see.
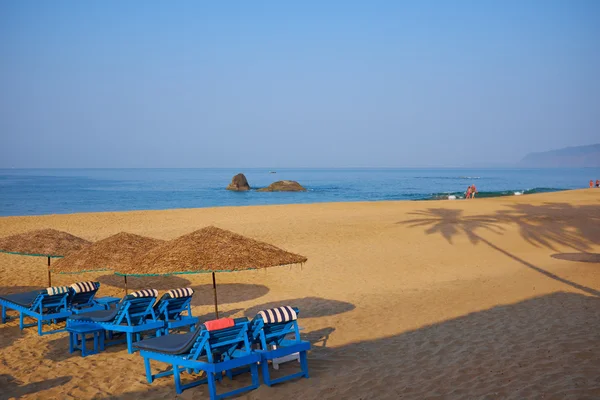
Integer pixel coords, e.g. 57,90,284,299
1,1,599,168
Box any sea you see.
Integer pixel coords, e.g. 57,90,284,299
0,168,598,217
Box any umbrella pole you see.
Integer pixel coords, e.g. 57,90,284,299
47,256,52,287
212,272,219,319
124,275,128,296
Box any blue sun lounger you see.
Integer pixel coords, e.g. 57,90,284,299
153,288,198,334
248,306,310,386
67,281,110,314
0,286,71,335
68,289,163,353
134,318,260,399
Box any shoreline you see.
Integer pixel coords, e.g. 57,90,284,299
0,187,578,220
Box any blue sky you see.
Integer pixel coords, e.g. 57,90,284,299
1,1,599,168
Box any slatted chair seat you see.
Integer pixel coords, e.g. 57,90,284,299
152,288,198,334
0,287,72,335
249,306,310,386
134,318,259,399
67,289,163,353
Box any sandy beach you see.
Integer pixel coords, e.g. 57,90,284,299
1,189,599,399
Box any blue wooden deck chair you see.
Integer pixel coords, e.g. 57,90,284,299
248,306,310,386
153,288,198,334
68,289,163,353
134,318,260,399
0,286,71,335
67,281,106,314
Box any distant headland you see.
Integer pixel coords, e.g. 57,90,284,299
519,144,600,168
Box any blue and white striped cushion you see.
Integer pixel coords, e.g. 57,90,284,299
166,288,194,298
71,281,98,293
46,286,70,296
129,289,158,298
258,306,297,324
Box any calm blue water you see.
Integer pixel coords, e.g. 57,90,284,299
0,168,598,216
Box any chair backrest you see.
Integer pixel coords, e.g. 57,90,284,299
68,281,100,308
113,289,158,326
187,320,252,363
31,286,71,314
250,306,301,350
154,288,194,321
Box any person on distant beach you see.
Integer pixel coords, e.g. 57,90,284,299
596,179,599,188
466,186,472,199
470,184,477,199
591,180,594,188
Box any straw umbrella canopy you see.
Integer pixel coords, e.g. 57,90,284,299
114,226,307,318
51,232,164,293
0,228,91,286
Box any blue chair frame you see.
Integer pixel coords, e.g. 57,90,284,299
68,293,163,353
249,307,310,386
0,289,71,336
68,282,114,314
153,292,198,334
136,320,260,399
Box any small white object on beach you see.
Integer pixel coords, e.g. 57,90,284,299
448,195,457,200
514,191,523,196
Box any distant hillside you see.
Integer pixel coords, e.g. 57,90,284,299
519,144,600,168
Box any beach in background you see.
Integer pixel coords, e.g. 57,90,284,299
1,189,599,399
1,168,599,216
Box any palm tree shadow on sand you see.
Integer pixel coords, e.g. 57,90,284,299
398,203,600,296
0,374,72,400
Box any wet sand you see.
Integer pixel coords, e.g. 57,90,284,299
1,189,599,399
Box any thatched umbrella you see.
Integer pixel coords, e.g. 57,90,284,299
114,226,307,318
51,232,164,294
0,228,91,286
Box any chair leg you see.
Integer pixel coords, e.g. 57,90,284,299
1,306,5,324
93,333,99,353
69,332,74,354
261,359,272,386
173,364,182,394
19,313,24,330
38,319,43,336
144,358,153,383
127,333,133,353
300,351,309,378
207,372,217,400
251,363,260,389
81,334,88,357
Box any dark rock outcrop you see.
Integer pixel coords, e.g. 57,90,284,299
257,180,306,192
226,173,250,191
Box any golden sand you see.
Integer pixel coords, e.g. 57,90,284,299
1,189,599,399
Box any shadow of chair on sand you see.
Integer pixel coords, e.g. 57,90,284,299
0,374,72,400
244,297,355,319
190,283,270,306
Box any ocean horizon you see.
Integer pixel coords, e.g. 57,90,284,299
0,167,598,217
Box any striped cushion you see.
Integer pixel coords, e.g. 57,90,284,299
71,281,99,293
166,288,194,298
129,289,158,298
46,286,70,296
258,306,297,324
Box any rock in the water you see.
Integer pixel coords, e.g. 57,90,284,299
257,180,306,192
226,173,250,191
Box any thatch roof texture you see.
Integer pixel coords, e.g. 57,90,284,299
115,226,307,276
51,232,164,273
0,228,91,257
